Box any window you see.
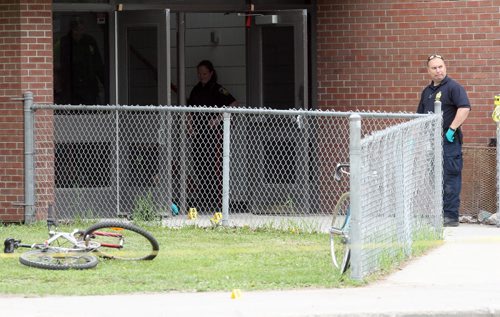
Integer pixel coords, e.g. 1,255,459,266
53,12,109,106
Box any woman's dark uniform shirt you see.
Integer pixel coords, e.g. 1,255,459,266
417,75,471,130
188,77,236,138
188,79,236,108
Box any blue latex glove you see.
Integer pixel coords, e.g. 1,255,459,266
171,203,179,216
445,128,455,143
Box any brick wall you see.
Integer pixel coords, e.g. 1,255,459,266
0,1,498,221
0,0,53,222
317,0,500,145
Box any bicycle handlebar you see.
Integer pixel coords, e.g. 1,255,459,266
3,238,32,253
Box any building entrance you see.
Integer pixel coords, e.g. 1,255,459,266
51,6,312,218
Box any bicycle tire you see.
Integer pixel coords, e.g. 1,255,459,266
331,192,350,231
19,249,98,270
330,192,351,273
83,221,159,261
340,248,351,274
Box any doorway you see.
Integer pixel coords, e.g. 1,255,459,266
248,10,308,109
245,10,311,214
116,10,173,217
117,10,171,106
51,7,311,218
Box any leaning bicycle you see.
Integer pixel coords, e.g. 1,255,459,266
4,207,159,270
329,163,351,274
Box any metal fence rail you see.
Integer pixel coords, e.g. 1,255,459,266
27,99,441,279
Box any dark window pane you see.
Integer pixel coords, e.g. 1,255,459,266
127,27,158,106
53,13,109,106
262,26,294,109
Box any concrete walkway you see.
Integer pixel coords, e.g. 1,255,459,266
1,224,499,317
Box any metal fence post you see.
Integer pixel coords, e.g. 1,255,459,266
349,113,362,280
434,101,443,230
222,112,231,226
395,132,410,257
24,92,36,224
158,111,173,217
115,110,120,216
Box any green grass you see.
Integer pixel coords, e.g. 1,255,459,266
0,222,441,296
363,226,444,282
0,222,358,296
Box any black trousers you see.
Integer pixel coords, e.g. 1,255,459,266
443,137,463,220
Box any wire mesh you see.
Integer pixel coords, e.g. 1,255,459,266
35,107,354,230
461,146,496,220
31,104,442,279
357,115,442,277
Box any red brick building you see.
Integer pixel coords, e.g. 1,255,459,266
1,0,498,222
0,1,53,222
317,0,500,144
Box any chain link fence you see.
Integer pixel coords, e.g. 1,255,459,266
28,101,442,279
353,114,442,279
461,145,497,221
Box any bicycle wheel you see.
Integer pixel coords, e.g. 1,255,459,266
19,249,98,270
83,221,159,261
330,192,351,273
331,192,350,231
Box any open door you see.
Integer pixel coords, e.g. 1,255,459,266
248,9,308,109
116,10,172,217
246,10,311,215
117,10,171,106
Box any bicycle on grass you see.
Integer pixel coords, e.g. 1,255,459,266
329,163,351,274
3,206,159,270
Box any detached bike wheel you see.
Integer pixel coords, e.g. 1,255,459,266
330,192,351,273
83,221,159,261
19,249,98,270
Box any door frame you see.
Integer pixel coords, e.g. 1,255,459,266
114,10,173,217
115,10,171,106
247,9,308,110
245,9,312,214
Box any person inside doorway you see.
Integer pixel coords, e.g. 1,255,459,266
187,60,238,213
58,16,105,105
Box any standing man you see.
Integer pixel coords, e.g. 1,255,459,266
58,17,105,105
417,54,471,227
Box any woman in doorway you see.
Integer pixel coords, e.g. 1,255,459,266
187,60,238,214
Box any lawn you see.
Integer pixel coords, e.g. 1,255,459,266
0,221,356,296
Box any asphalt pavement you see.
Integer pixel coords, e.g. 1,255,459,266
1,223,499,317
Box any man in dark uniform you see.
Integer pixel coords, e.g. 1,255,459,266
417,54,471,227
188,60,238,213
59,17,105,105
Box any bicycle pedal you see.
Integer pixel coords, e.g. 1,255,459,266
3,238,20,253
